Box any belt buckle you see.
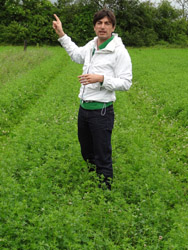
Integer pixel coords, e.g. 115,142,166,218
83,100,91,103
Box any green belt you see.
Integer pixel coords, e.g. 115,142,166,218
80,100,113,110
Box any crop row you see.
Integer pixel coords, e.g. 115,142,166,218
0,47,68,138
129,48,188,179
0,46,52,86
0,47,187,249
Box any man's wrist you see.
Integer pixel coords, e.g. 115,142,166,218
99,75,104,83
58,31,65,38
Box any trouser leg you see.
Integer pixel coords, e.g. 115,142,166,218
78,106,96,171
78,105,114,185
91,116,113,179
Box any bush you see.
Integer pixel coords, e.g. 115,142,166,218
0,22,28,45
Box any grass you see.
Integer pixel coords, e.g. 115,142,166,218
0,46,52,87
0,46,187,249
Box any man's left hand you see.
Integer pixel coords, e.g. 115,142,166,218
78,74,104,85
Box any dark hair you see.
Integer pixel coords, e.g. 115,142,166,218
93,9,116,27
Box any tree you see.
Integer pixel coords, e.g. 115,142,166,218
0,0,56,45
175,0,188,18
154,0,187,44
0,0,187,46
112,0,158,46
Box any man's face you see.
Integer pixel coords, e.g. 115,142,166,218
94,16,115,42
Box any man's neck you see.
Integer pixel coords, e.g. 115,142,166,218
96,35,114,50
97,38,106,48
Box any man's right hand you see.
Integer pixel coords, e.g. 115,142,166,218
53,14,65,38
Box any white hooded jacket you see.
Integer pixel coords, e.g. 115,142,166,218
58,33,132,102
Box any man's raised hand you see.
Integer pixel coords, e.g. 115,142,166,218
53,14,65,38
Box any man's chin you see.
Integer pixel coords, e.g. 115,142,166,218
98,35,110,41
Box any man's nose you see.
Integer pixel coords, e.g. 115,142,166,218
101,23,105,28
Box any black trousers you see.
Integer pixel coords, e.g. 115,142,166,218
78,105,114,180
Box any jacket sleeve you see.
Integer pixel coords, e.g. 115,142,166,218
102,47,132,91
58,34,88,64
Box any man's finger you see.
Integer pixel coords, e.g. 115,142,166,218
54,14,60,22
78,75,85,78
78,74,89,77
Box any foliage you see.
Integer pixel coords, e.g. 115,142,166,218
175,0,188,18
0,0,188,46
0,0,57,45
0,46,188,249
154,0,186,44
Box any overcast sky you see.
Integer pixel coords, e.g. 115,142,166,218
142,0,178,7
50,0,179,8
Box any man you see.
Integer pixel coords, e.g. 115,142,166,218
53,9,132,189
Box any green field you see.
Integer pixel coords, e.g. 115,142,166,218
0,46,187,249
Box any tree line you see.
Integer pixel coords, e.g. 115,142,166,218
0,0,188,47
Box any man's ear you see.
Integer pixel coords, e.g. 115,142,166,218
93,25,97,33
